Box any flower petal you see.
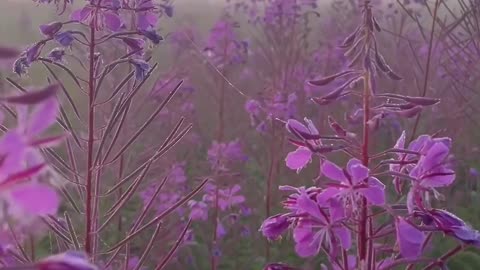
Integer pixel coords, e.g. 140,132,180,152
347,158,369,183
27,96,59,136
333,226,351,249
396,217,425,259
285,147,312,173
293,227,322,257
321,160,346,182
9,184,59,217
359,177,385,205
104,12,122,32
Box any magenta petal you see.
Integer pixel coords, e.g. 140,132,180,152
104,12,122,32
286,119,309,134
10,184,59,216
230,184,241,194
346,158,369,183
321,160,346,182
421,142,449,172
285,147,312,172
230,195,245,205
27,96,59,136
0,132,26,176
71,7,92,22
359,177,385,205
297,193,323,221
294,227,322,257
421,168,455,187
333,226,351,249
396,217,425,259
316,187,341,204
328,198,346,222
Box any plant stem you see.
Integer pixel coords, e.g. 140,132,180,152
85,19,97,256
358,69,371,263
421,245,464,270
265,121,277,261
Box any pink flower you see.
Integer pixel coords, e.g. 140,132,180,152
318,159,385,207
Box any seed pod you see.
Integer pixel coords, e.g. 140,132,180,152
395,106,422,118
339,26,361,48
328,116,347,137
308,70,356,86
1,84,58,104
402,96,440,106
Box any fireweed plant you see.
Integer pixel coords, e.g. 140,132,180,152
229,0,322,260
261,1,480,269
1,0,209,269
187,18,250,270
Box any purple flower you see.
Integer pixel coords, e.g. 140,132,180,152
13,57,29,75
293,192,351,257
284,118,320,172
407,141,455,212
135,0,158,30
216,221,226,238
168,162,187,183
35,251,98,270
55,31,75,47
25,42,45,64
218,184,245,210
139,29,163,44
121,37,145,54
0,87,63,221
47,48,65,62
318,158,386,206
416,209,480,247
71,2,122,32
203,184,245,211
207,139,247,171
245,99,261,116
39,21,63,37
129,59,150,81
395,217,425,259
470,168,479,177
260,214,291,240
188,200,208,221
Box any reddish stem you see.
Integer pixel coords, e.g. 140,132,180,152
85,19,97,255
265,121,277,261
421,245,464,270
358,69,371,263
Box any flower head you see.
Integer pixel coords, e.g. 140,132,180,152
318,158,386,207
260,214,291,240
39,21,63,37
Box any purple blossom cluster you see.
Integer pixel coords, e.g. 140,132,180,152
259,0,480,269
1,0,479,269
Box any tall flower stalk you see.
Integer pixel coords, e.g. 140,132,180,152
260,1,480,269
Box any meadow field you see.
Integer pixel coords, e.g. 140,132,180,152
0,0,480,269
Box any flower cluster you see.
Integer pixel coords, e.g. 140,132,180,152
0,85,63,224
260,1,480,268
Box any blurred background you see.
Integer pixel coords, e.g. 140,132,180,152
1,0,480,269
